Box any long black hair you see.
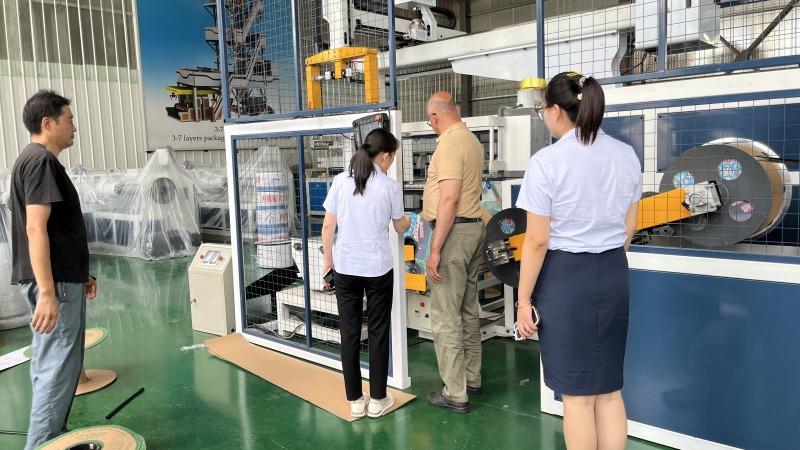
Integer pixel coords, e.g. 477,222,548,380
544,72,605,145
349,128,399,195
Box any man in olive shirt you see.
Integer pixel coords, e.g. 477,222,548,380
10,90,97,449
422,92,486,413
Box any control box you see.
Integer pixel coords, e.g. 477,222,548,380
407,291,432,339
188,244,235,336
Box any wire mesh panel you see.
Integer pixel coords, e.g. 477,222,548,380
540,0,800,84
219,0,397,120
225,111,409,388
298,0,397,112
232,131,371,365
396,66,459,121
232,136,303,341
220,0,296,119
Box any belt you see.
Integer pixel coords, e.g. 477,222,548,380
429,217,482,229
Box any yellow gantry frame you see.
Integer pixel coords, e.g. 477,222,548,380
305,47,380,110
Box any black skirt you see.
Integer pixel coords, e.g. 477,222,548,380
534,247,629,396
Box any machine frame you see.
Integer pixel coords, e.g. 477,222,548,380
224,110,411,389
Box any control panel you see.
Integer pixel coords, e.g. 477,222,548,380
188,244,235,336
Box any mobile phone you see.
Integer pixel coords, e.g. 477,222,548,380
513,306,541,341
323,268,335,288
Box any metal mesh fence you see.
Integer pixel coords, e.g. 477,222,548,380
541,0,800,83
221,0,296,118
220,0,397,119
234,131,378,359
607,97,800,255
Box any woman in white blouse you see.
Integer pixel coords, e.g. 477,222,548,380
321,128,410,418
515,72,642,450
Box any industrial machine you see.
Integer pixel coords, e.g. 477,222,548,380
216,0,800,444
0,201,29,330
319,0,464,51
188,244,235,336
482,137,795,314
70,148,201,260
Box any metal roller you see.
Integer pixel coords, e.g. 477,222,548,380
482,207,527,288
660,139,791,247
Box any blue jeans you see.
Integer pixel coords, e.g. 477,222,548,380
21,281,86,450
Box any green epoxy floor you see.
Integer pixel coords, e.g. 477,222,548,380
1,255,669,449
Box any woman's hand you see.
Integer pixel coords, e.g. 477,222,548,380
322,262,335,289
516,303,538,339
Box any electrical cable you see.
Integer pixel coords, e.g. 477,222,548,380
251,322,304,340
106,387,145,420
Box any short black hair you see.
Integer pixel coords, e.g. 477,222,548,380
22,90,72,135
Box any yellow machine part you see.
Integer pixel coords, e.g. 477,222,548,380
305,47,380,110
508,233,526,261
404,244,427,291
637,187,693,230
406,273,427,292
165,86,219,96
404,245,415,262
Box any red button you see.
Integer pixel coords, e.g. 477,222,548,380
420,302,425,307
218,255,223,261
200,255,204,259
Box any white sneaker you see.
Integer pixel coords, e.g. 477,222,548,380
350,392,369,418
367,392,395,418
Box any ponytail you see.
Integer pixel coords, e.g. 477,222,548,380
349,128,399,195
350,145,375,196
574,76,604,145
544,72,606,145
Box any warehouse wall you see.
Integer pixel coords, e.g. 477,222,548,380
0,0,149,172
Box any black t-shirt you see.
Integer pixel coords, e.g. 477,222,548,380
10,143,89,284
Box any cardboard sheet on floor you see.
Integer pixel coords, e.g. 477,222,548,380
205,333,415,421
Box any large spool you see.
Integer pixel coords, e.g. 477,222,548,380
37,425,146,450
660,139,791,247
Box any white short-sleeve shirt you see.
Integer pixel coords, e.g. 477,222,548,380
516,128,642,253
322,163,405,277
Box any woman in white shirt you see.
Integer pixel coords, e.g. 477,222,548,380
321,128,411,418
515,72,642,450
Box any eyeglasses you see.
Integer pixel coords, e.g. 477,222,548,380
426,113,436,127
534,104,547,121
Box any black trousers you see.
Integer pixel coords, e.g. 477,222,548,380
335,269,394,401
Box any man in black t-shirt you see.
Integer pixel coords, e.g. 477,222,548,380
10,90,98,450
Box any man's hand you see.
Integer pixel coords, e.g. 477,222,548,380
31,291,58,334
426,251,442,283
86,277,97,299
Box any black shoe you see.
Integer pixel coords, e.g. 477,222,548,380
428,392,470,413
467,386,483,395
